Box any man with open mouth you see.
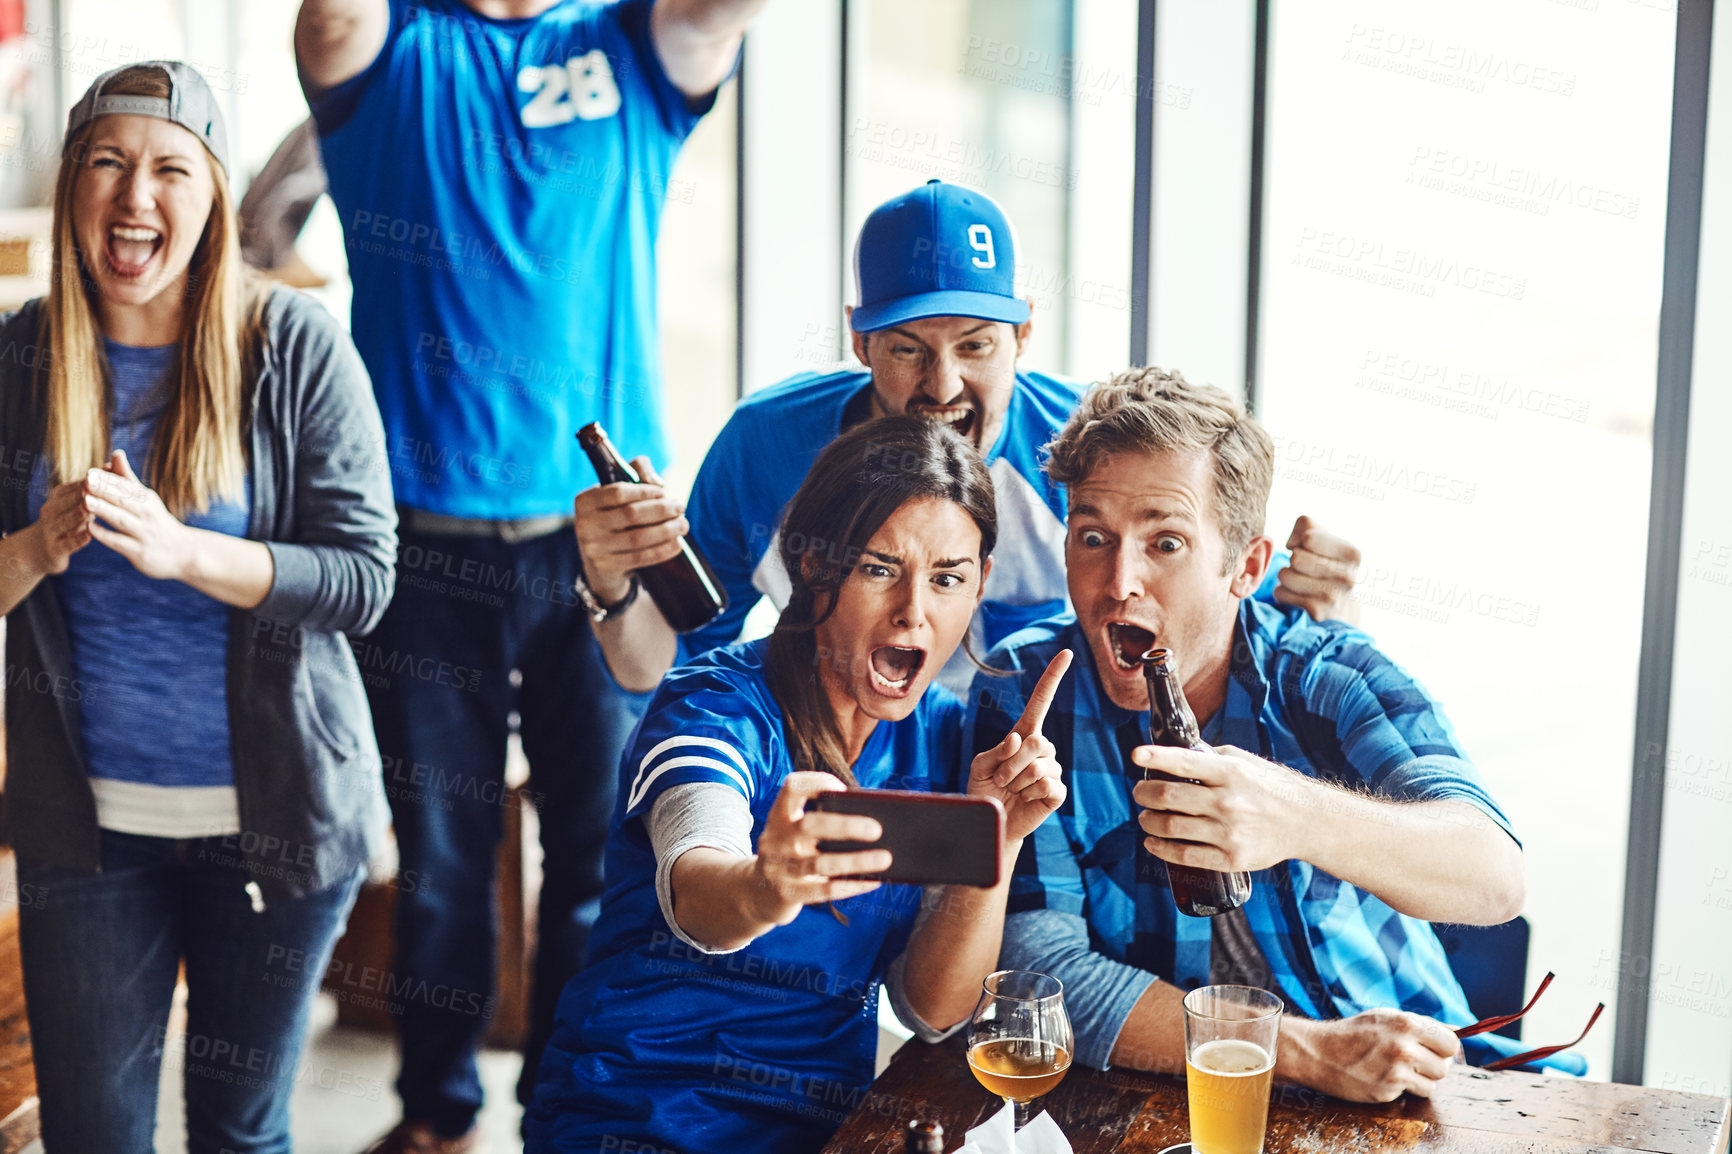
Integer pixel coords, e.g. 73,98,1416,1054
971,366,1574,1102
574,179,1362,697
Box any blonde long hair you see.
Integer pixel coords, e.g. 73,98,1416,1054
42,64,267,515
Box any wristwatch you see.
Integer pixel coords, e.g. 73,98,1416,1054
575,573,640,623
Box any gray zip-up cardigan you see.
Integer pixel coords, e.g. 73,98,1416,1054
0,287,397,897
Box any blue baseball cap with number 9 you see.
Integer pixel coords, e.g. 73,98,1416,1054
850,179,1030,333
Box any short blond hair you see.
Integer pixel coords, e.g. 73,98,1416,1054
1045,366,1273,568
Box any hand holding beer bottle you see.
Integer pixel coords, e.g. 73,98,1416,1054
575,423,727,633
1138,648,1252,918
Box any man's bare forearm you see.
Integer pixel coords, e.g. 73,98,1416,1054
593,594,679,693
1104,977,1189,1075
651,0,768,97
1110,972,1307,1080
1108,980,1407,1098
296,0,390,95
1293,786,1524,924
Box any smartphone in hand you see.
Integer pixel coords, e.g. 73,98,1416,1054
811,790,1004,887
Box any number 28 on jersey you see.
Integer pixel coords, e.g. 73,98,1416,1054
518,49,622,128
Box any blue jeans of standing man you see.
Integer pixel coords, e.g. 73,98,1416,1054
18,830,364,1154
365,520,644,1137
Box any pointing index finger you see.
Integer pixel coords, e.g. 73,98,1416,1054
1013,649,1072,739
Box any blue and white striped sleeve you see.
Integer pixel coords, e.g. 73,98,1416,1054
624,733,758,817
621,678,773,822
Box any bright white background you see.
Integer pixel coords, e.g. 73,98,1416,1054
1257,0,1675,1081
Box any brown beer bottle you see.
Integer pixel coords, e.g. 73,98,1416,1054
576,423,729,633
903,1119,945,1153
1141,647,1252,918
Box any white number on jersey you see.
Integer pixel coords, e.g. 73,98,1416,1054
517,49,622,129
968,224,997,269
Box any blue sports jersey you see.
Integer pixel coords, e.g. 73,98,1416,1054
309,0,713,518
526,639,966,1153
970,602,1580,1073
682,369,1083,662
26,341,249,789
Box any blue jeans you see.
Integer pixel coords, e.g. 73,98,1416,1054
17,831,363,1154
365,523,643,1136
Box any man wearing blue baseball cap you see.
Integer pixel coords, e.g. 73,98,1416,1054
572,179,1362,690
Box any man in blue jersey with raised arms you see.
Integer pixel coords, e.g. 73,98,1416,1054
573,179,1364,693
971,367,1572,1101
295,1,767,1150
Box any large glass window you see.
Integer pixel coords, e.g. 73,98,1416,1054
854,0,1134,384
1259,0,1675,1075
1651,0,1732,1095
653,82,738,489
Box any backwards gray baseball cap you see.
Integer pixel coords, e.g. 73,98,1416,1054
64,61,229,176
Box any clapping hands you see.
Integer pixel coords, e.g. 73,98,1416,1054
81,450,199,581
23,450,202,583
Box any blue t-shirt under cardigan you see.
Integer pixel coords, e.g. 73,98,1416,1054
27,340,250,792
0,289,398,897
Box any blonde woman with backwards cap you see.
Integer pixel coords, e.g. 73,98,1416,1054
0,62,396,1152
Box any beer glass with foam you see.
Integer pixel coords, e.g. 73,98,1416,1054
1182,986,1281,1154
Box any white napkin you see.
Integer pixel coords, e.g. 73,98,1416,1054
954,1100,1073,1153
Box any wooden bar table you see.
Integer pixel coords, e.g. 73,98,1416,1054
821,1036,1731,1154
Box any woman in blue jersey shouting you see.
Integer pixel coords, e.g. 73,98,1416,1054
527,415,1072,1152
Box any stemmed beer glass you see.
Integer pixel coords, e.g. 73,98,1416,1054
966,970,1074,1131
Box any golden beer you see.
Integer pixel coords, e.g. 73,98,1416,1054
967,1039,1072,1103
1185,1038,1274,1154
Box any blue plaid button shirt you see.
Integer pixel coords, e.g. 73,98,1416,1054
970,598,1559,1071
